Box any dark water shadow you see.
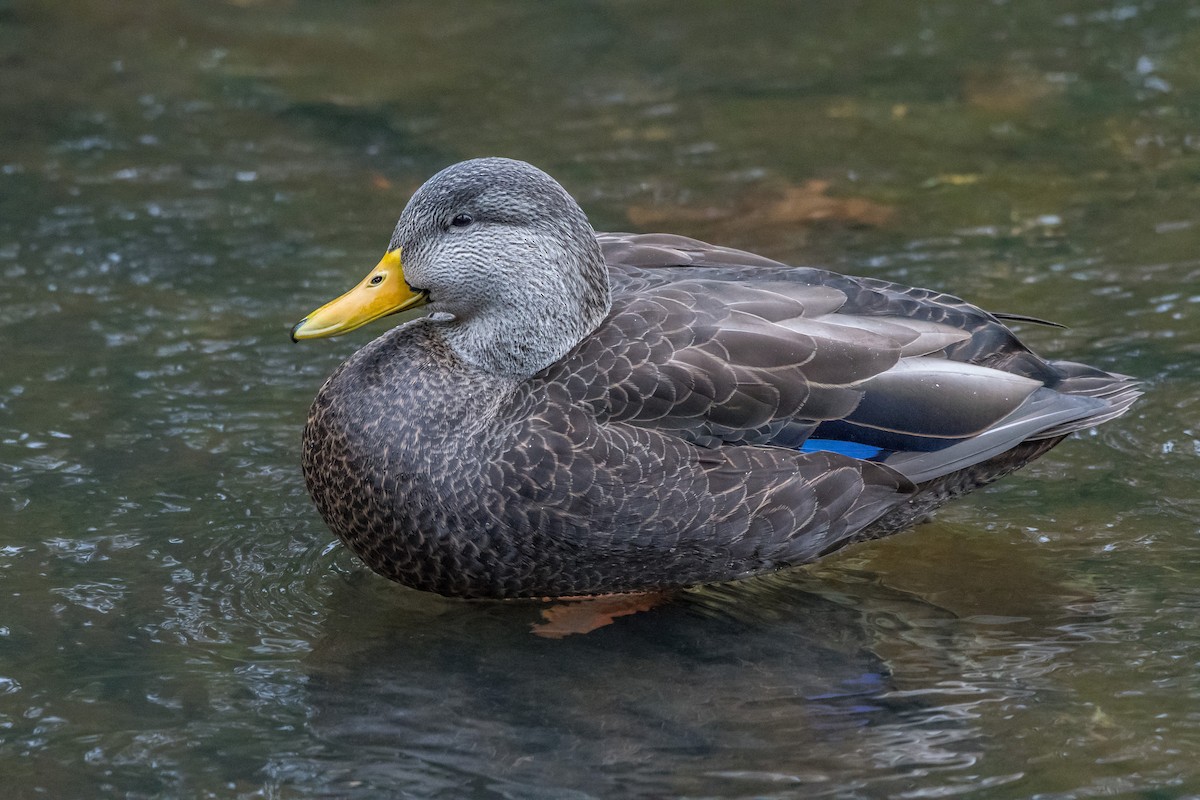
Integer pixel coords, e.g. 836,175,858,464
282,570,987,799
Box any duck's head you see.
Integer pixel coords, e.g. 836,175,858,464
291,158,611,377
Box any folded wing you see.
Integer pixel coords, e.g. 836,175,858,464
541,233,1139,487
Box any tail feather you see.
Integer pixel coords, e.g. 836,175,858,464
1035,360,1141,437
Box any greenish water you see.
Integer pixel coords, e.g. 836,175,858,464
1,1,1198,797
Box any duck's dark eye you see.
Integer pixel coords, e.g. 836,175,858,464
369,275,384,285
450,213,473,228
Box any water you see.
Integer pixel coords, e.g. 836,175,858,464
1,1,1198,797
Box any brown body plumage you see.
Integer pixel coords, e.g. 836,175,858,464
295,160,1138,599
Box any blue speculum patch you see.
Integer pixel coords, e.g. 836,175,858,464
798,439,886,460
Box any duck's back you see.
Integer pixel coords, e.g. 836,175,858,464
587,232,1138,482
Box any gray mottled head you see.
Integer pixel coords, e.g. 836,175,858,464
389,158,611,378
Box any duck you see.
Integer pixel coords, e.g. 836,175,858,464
291,157,1139,600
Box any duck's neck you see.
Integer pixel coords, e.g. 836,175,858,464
439,236,611,379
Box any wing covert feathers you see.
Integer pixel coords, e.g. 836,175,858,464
586,232,1138,485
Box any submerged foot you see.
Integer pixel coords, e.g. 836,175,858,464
531,591,675,639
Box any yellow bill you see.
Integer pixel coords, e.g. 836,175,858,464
291,249,428,341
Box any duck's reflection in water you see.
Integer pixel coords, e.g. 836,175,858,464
288,568,991,798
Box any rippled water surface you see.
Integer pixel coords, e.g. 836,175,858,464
2,1,1198,797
